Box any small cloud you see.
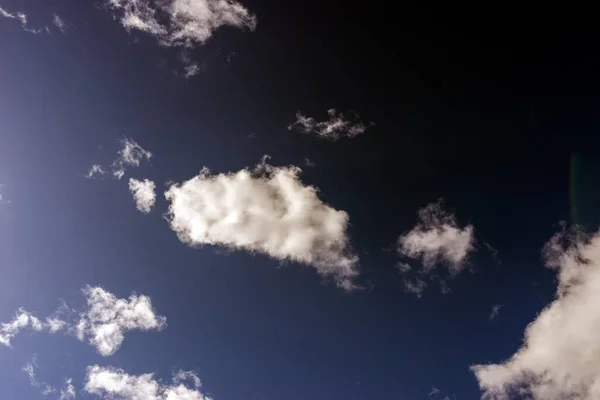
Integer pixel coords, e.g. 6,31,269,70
87,138,152,180
489,304,502,320
85,366,212,400
165,156,359,289
484,242,501,265
429,387,440,396
102,0,256,75
86,164,106,179
1,286,165,357
396,200,475,296
77,286,166,356
303,158,316,167
472,226,600,400
52,13,67,34
288,109,373,141
22,356,57,396
0,309,44,347
59,378,76,400
128,178,156,213
173,370,201,389
0,6,43,34
404,278,428,297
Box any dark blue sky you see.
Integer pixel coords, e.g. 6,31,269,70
1,1,600,399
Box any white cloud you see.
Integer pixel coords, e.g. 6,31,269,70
59,378,76,400
129,178,156,213
472,227,600,400
87,164,106,179
111,138,152,179
77,286,166,356
165,157,359,289
0,6,43,34
288,109,372,141
103,0,256,74
396,200,475,296
52,13,66,34
1,286,164,357
0,309,44,346
87,138,152,180
398,201,475,272
85,365,213,400
429,387,440,396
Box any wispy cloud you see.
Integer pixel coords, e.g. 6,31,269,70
86,164,106,179
52,13,67,34
0,310,45,346
288,109,372,141
396,200,475,296
129,178,156,213
165,156,359,289
85,366,213,399
489,304,502,320
1,286,165,357
102,0,257,77
87,138,152,180
0,5,43,34
59,378,76,400
22,356,57,396
429,387,440,396
472,226,600,400
111,138,152,179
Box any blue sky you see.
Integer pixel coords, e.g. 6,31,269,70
1,1,600,400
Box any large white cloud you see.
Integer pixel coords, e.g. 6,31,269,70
472,227,600,400
103,0,257,76
85,365,213,400
77,286,166,356
129,178,156,213
288,109,372,141
396,200,475,295
164,158,359,289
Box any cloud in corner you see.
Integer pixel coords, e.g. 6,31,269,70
472,226,600,400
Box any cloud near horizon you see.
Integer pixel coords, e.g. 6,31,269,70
164,157,360,289
472,227,600,400
85,365,213,400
